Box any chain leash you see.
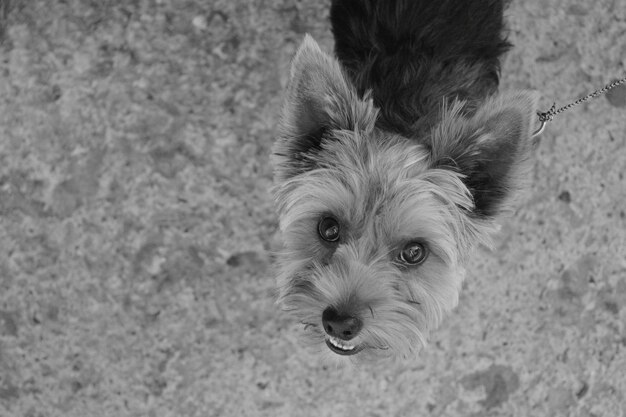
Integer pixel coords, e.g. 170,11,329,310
532,75,626,137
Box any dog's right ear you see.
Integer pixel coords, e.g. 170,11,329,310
272,35,376,181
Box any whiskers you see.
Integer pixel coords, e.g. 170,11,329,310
302,321,318,331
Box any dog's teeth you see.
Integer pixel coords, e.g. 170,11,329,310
328,337,355,350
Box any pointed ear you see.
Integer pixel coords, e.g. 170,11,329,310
272,35,377,180
431,91,540,218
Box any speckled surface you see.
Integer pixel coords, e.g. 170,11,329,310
0,1,625,416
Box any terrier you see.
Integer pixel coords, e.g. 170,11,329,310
271,0,538,361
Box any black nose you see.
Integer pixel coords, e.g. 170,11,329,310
322,307,362,340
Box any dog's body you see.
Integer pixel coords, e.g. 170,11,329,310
272,0,538,362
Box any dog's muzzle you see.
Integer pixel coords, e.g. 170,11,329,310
322,307,364,356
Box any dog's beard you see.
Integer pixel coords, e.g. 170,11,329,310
275,245,470,363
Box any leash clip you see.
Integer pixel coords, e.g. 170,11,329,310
532,103,556,138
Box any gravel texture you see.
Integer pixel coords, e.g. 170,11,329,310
0,1,625,416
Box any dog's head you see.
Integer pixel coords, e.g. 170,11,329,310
271,36,538,362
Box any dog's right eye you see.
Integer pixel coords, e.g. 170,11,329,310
318,217,340,242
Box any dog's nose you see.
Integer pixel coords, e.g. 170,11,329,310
322,307,362,340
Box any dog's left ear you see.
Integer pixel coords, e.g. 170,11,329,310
431,91,540,218
272,35,376,181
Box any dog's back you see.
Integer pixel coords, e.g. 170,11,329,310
331,0,511,136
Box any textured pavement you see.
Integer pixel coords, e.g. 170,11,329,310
0,1,625,416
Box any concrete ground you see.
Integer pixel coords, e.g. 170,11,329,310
0,0,625,416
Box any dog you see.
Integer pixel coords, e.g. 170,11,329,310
271,0,538,362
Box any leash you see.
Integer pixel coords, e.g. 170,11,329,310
532,75,626,137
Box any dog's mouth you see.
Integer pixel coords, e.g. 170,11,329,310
325,336,363,356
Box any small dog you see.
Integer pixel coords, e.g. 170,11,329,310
271,0,538,362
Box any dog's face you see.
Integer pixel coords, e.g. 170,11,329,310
271,36,538,362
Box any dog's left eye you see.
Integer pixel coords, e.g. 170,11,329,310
399,242,428,265
318,217,340,242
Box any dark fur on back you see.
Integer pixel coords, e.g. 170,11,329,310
331,0,511,136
